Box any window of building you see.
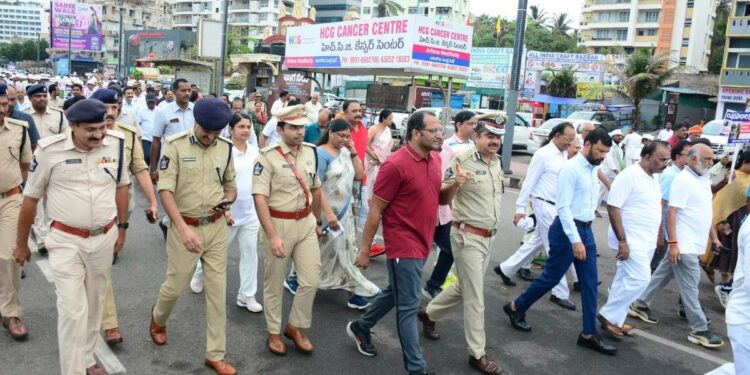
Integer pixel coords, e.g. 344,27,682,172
408,7,418,14
363,7,370,14
260,0,269,8
436,7,451,16
687,0,694,7
682,38,689,46
619,11,629,22
595,29,610,40
637,29,644,36
685,19,692,27
645,11,659,22
616,29,627,40
647,29,657,36
679,57,687,65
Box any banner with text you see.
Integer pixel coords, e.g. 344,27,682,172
725,111,750,144
51,1,103,52
467,47,513,90
284,16,473,78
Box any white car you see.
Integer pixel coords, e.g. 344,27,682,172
701,120,736,156
527,118,601,153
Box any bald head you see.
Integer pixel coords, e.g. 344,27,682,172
580,122,596,140
6,85,17,108
318,108,333,127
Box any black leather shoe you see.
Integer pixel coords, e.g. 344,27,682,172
577,334,617,355
493,266,516,287
550,295,576,311
418,311,439,340
503,303,531,332
517,268,534,282
37,246,48,256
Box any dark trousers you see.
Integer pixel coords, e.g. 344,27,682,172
514,217,599,335
142,139,152,166
425,222,453,293
358,258,427,374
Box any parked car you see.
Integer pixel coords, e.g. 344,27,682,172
527,118,601,153
701,119,736,156
567,110,618,132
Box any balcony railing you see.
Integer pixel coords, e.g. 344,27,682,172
721,68,750,87
728,17,750,36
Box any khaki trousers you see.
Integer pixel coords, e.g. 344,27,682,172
101,278,118,330
31,197,48,247
47,226,116,375
261,214,320,334
153,218,228,361
426,229,493,359
0,194,22,318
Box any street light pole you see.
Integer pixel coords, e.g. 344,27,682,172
218,0,230,93
67,25,72,76
501,0,528,174
117,7,123,80
36,34,40,73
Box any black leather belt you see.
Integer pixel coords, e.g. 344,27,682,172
574,219,592,228
534,196,555,206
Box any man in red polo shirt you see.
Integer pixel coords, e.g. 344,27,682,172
346,111,444,375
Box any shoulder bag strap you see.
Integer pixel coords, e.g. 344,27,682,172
276,147,310,207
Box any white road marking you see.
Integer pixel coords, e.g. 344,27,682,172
34,259,55,283
632,329,729,366
95,336,127,374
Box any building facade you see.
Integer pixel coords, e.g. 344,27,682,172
717,0,750,117
359,0,469,25
228,0,307,40
579,0,715,72
0,0,48,43
172,0,222,30
309,0,358,23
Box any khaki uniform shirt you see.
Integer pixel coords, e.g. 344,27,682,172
444,148,504,229
0,118,32,192
157,129,237,218
252,142,321,212
111,121,148,174
48,97,63,110
23,106,67,139
24,129,130,228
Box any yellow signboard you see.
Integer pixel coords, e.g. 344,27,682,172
576,83,616,100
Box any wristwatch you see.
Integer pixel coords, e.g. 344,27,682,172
117,222,129,230
316,220,323,226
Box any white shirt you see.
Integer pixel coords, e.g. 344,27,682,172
261,118,281,147
137,107,157,142
657,129,673,141
271,99,286,115
117,109,139,132
304,101,322,123
437,134,475,225
668,167,713,255
601,143,622,177
230,143,260,226
606,164,662,251
516,141,567,214
152,101,195,140
622,133,643,160
122,100,137,113
727,218,750,325
18,99,31,112
157,100,172,110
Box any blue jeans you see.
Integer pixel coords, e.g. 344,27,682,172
425,222,453,293
358,258,427,374
515,217,599,335
142,139,152,166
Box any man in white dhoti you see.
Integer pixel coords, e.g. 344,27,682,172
597,141,669,338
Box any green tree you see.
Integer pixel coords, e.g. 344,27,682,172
614,49,678,129
374,0,404,17
528,5,549,27
543,66,577,97
550,13,572,35
0,39,49,63
227,32,252,55
708,0,730,73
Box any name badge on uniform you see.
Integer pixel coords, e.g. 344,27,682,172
160,156,170,170
169,118,179,123
65,159,82,164
181,157,196,162
254,162,264,176
282,164,293,169
475,170,487,176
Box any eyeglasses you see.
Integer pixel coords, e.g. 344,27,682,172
421,127,444,135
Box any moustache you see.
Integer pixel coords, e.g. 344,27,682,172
105,116,116,120
87,136,103,142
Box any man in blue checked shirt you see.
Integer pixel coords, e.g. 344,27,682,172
504,129,619,355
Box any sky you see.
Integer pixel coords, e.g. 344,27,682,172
470,0,582,28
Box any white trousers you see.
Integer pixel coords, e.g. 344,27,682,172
729,323,750,375
499,199,573,299
599,248,654,327
195,221,260,300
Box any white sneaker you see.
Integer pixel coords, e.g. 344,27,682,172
715,285,729,309
190,277,204,294
237,296,263,313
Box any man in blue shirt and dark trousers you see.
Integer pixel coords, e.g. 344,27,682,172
504,128,618,355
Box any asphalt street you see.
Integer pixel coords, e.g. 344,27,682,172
0,153,735,375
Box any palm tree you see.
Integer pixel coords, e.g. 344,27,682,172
529,5,548,27
374,0,404,18
550,13,572,35
543,66,577,98
614,49,678,129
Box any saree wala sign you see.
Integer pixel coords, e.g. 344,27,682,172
284,16,473,78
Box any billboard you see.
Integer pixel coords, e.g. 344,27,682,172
51,1,103,52
725,111,750,144
467,48,513,90
284,16,473,78
525,51,605,74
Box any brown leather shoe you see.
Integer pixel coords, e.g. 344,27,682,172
469,355,503,375
204,358,237,375
2,317,28,340
86,364,109,375
417,311,439,340
267,333,287,355
597,314,623,341
149,306,166,345
283,324,314,353
104,327,123,346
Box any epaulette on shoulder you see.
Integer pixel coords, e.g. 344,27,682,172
166,130,190,143
37,133,66,149
455,148,476,161
5,117,28,128
218,136,232,144
114,121,137,134
106,129,125,140
302,142,318,148
260,143,281,154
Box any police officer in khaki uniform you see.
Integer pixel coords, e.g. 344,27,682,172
90,88,159,347
0,84,32,340
253,105,323,355
14,99,130,375
149,97,238,375
24,84,68,255
48,83,64,110
421,120,506,375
